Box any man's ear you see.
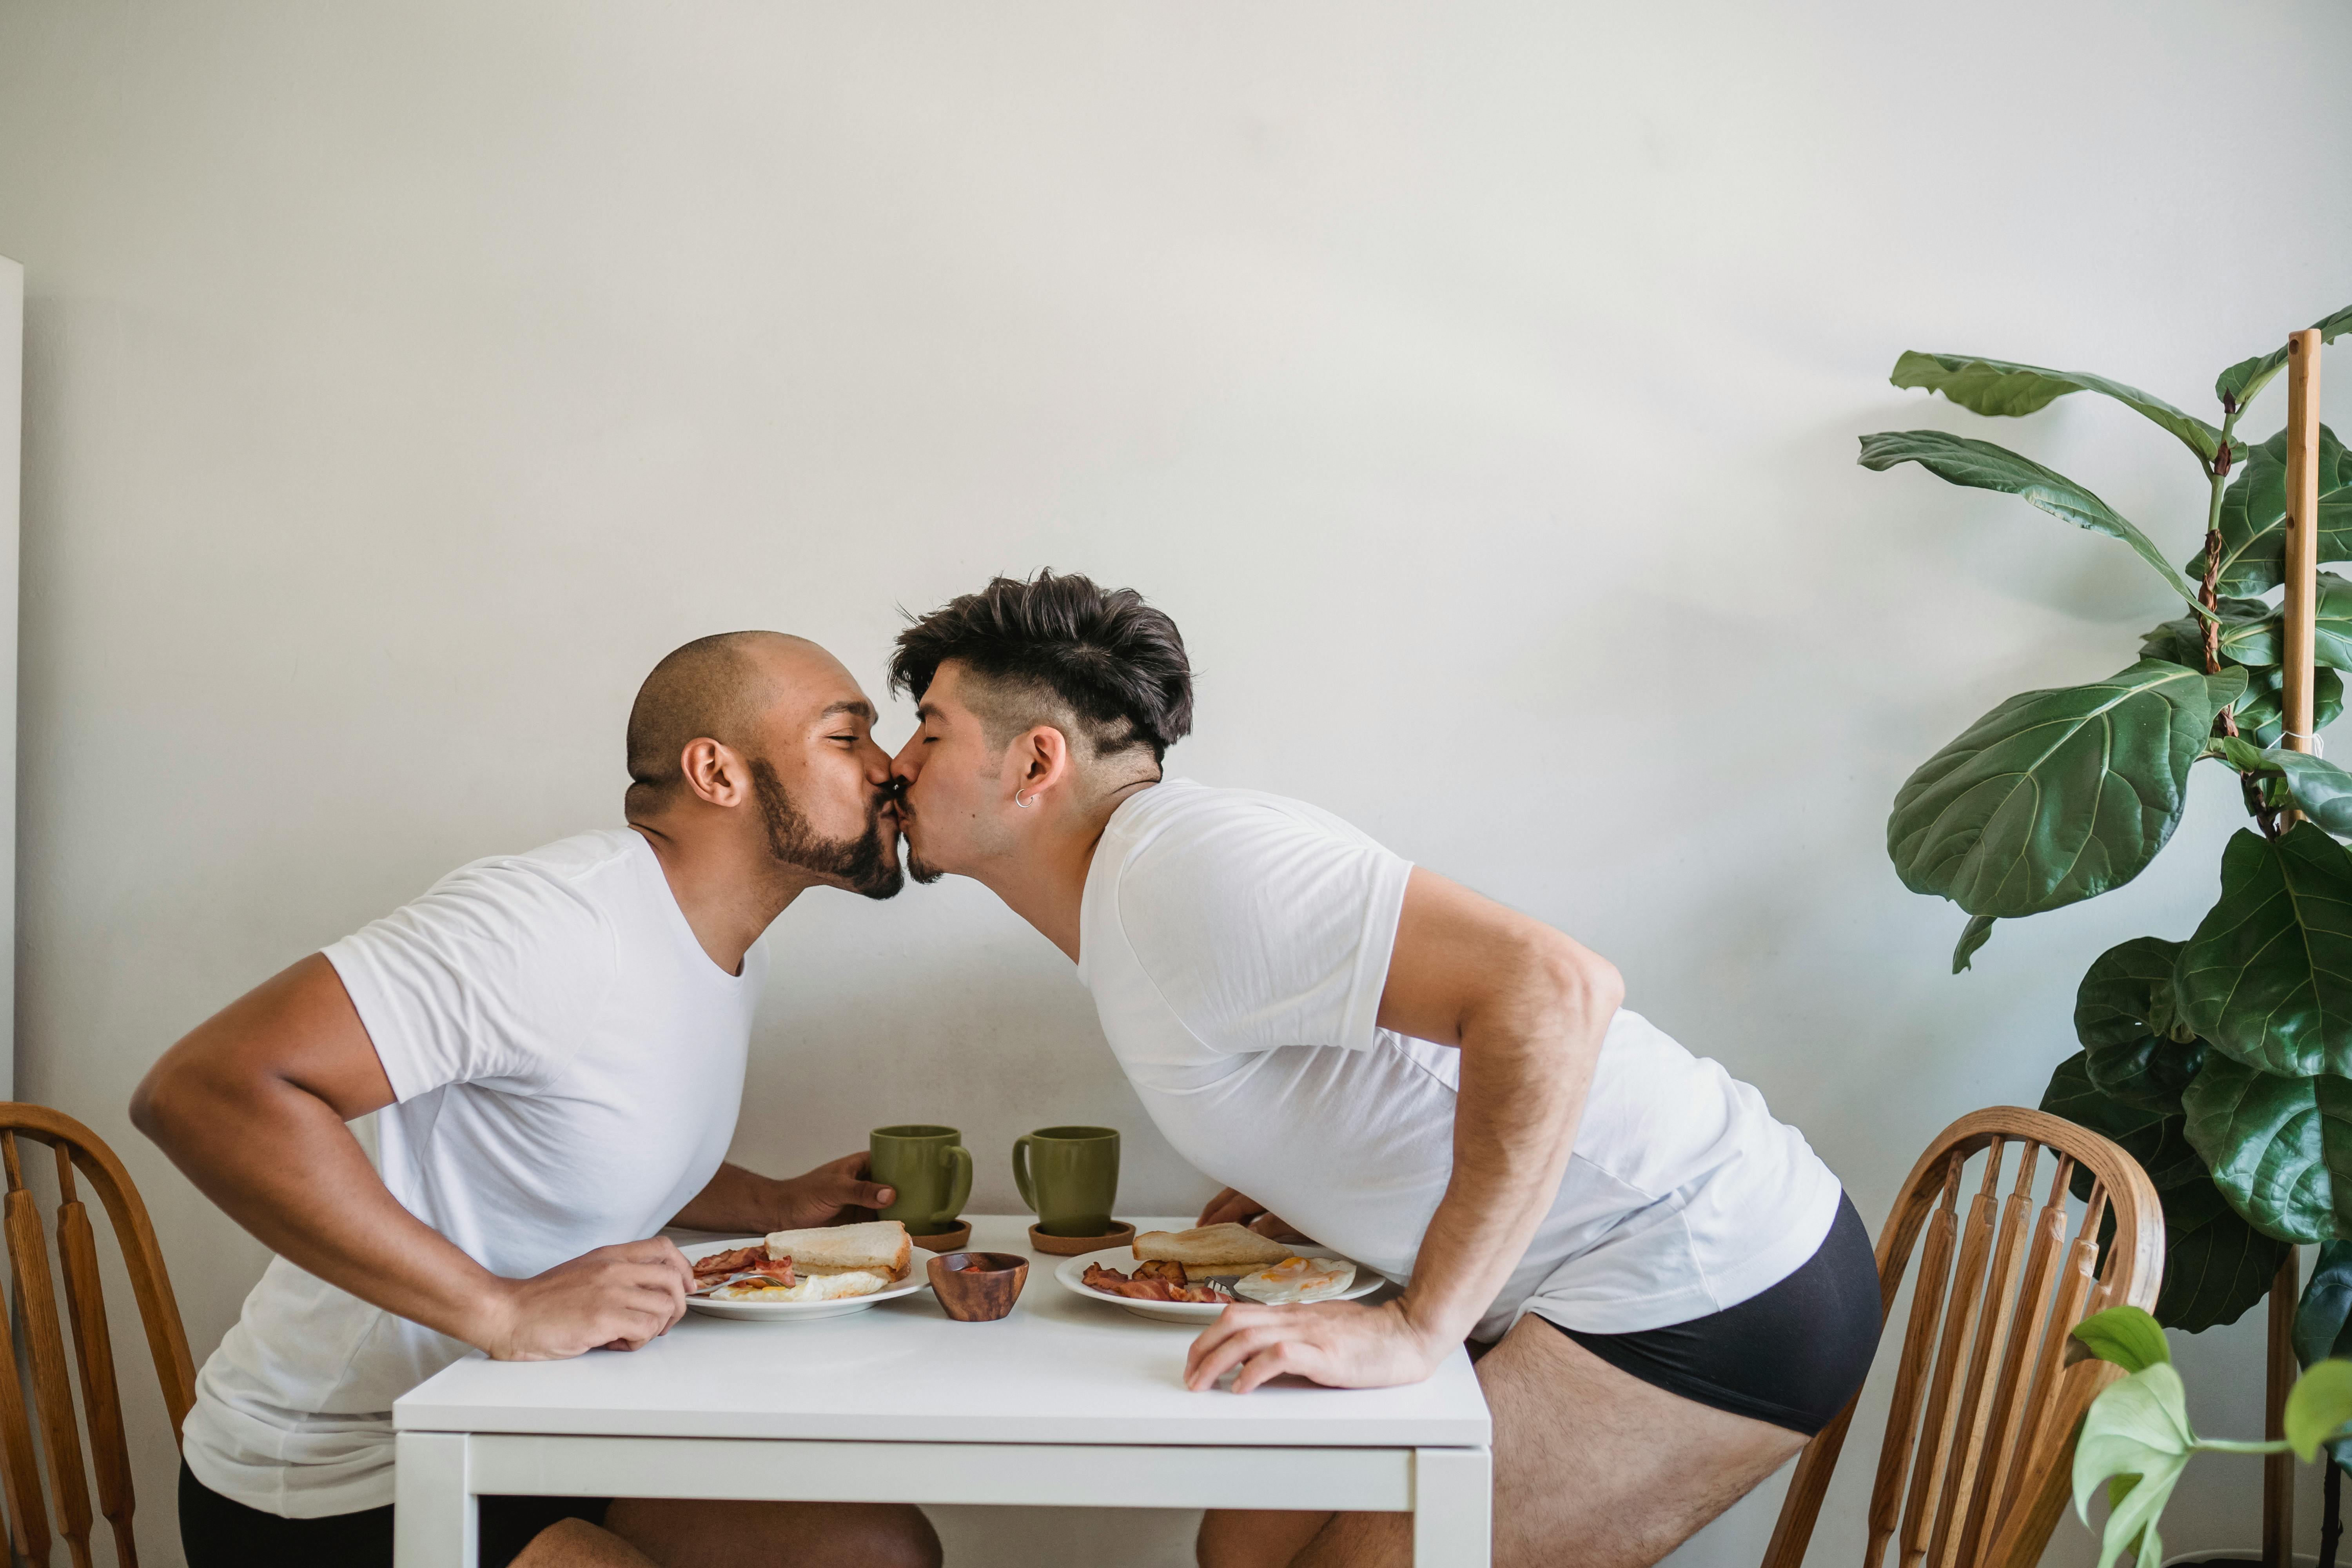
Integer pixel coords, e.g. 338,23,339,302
1011,725,1074,804
680,737,754,809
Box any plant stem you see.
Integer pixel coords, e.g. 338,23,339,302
2204,409,2278,833
2326,1448,2343,1568
2193,1438,2296,1454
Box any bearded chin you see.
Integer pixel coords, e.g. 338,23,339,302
751,760,905,900
906,846,946,886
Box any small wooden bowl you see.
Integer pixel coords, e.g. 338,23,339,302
1027,1220,1137,1257
927,1251,1028,1322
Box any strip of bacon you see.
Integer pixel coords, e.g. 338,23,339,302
691,1245,766,1283
691,1247,795,1296
1081,1261,1232,1305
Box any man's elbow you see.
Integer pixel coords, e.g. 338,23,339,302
1536,932,1622,1036
129,1053,200,1156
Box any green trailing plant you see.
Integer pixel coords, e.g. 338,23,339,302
2070,1305,2352,1568
1870,304,2352,1334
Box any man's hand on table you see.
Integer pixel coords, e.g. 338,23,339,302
1184,1298,1443,1394
474,1239,695,1360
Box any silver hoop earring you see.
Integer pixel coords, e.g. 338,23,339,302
1014,791,1037,809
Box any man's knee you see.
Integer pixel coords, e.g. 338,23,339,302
602,1498,940,1567
512,1517,655,1567
868,1503,944,1568
1197,1508,1334,1568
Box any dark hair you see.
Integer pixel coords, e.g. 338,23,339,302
889,570,1192,763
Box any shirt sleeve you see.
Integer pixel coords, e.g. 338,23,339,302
1114,802,1413,1055
323,858,616,1103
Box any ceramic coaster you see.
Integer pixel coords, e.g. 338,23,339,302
1028,1220,1137,1257
907,1220,972,1252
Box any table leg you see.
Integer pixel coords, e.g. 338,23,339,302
1412,1447,1491,1568
396,1430,477,1567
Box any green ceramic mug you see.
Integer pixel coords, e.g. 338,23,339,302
1012,1125,1121,1238
870,1125,973,1234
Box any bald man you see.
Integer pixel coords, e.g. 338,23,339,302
134,633,941,1568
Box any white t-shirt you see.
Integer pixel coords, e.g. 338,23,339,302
1075,781,1840,1343
181,829,765,1518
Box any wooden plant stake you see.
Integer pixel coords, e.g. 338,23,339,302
2284,328,2325,773
2267,326,2325,1568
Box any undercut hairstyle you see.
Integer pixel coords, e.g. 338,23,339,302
625,630,786,817
889,570,1192,764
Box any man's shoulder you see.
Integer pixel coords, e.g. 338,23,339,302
429,829,644,904
1107,780,1385,867
363,829,644,954
469,827,644,881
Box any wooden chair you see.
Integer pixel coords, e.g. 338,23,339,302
0,1103,196,1566
1762,1107,2165,1568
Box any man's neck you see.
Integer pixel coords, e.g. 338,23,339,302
627,820,811,975
974,779,1157,963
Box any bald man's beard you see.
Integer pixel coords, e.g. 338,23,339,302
750,760,903,900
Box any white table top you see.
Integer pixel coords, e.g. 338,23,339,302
394,1216,1491,1449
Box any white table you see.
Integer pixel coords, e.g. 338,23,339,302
392,1216,1492,1565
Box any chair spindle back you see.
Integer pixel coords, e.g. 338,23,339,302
0,1103,196,1567
1761,1106,2165,1568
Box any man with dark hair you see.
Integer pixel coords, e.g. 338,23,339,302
137,632,939,1568
887,573,1878,1568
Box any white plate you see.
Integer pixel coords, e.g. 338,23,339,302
1053,1245,1384,1325
682,1238,935,1322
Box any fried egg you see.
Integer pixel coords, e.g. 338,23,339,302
1233,1255,1356,1305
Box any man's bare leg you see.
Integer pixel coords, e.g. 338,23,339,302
510,1500,939,1568
512,1518,658,1567
1198,1311,1810,1568
604,1498,941,1568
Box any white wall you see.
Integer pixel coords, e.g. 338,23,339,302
0,251,16,1103
3,4,2350,1565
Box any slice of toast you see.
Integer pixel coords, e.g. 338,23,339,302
1133,1222,1294,1278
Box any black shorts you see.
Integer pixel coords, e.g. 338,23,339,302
1542,1191,1880,1436
179,1459,610,1568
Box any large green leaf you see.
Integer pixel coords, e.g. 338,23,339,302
2296,1242,2352,1367
2154,1176,2290,1331
2237,746,2352,838
2078,938,2207,1114
2288,1360,2352,1461
2189,425,2352,595
2042,1053,2284,1329
2215,305,2352,413
2139,597,2280,669
1892,350,2225,465
1890,664,2243,918
2182,1053,2352,1243
1862,430,2200,608
2313,572,2352,671
2233,664,2345,749
1953,914,1995,974
2073,1363,2194,1568
2043,1052,2208,1191
2178,824,2352,1076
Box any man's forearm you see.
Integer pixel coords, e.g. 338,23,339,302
1399,939,1615,1347
140,1071,512,1347
668,1162,787,1234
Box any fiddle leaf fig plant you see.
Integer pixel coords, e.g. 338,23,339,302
2070,1307,2352,1568
1871,303,2352,1334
